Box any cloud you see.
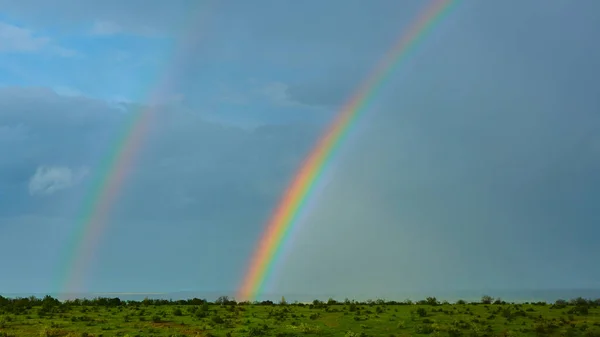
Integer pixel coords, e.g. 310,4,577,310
28,165,89,196
0,22,50,52
260,82,302,108
90,21,122,36
49,45,80,57
285,71,362,108
0,21,78,56
0,85,318,220
0,123,29,142
0,0,204,37
216,81,328,112
52,86,83,97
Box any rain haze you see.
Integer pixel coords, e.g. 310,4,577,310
1,0,599,302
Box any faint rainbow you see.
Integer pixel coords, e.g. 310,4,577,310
238,0,459,302
56,1,217,294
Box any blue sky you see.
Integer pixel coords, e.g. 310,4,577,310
1,0,600,300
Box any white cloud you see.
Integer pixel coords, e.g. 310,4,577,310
28,165,89,196
91,21,122,36
0,123,29,142
1,86,317,221
49,45,81,57
0,21,78,56
0,22,49,52
52,86,83,97
255,81,329,111
147,92,185,106
0,0,198,37
89,19,159,38
260,82,301,108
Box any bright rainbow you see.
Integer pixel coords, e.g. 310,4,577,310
238,0,458,302
57,2,216,294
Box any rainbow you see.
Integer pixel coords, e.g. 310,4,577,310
56,2,217,294
59,108,154,293
238,0,458,302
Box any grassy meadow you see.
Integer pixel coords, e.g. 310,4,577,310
1,295,600,337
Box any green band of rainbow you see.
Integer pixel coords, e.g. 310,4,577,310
238,0,458,302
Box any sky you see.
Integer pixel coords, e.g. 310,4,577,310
1,0,600,300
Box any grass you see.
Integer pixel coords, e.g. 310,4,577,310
0,296,599,336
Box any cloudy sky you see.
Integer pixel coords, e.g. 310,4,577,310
1,0,599,300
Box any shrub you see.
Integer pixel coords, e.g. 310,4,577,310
194,308,208,319
426,297,439,306
584,328,600,337
481,296,493,305
448,326,462,337
569,305,589,316
211,315,224,324
416,324,435,334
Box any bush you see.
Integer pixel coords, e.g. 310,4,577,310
569,305,589,316
194,308,208,319
416,324,435,334
554,299,568,309
448,326,462,337
211,315,224,324
426,297,439,306
481,296,493,305
584,328,600,337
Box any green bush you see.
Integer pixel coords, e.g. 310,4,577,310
416,324,435,334
211,315,224,324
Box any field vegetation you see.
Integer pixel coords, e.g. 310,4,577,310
1,294,600,337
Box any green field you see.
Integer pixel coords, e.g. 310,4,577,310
1,296,599,337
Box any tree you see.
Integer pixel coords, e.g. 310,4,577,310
554,299,567,309
216,296,229,306
425,297,439,306
481,295,493,304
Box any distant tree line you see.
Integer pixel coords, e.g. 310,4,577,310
1,294,599,315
